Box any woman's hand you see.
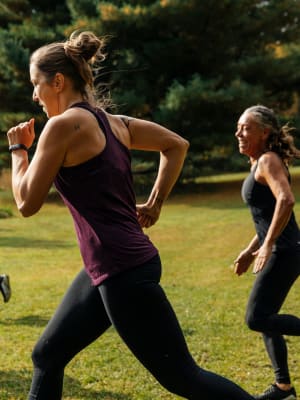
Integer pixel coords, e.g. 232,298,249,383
233,248,255,276
136,198,163,228
251,243,272,274
7,118,35,149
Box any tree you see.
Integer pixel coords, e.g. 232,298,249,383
1,0,300,177
72,0,300,174
0,0,71,168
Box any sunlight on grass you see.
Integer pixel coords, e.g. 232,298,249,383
1,170,300,399
192,165,300,183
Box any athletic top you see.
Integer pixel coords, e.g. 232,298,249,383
241,159,300,251
54,102,158,285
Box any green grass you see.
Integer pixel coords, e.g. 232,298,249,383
1,171,300,399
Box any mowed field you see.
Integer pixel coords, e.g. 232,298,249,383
1,168,300,399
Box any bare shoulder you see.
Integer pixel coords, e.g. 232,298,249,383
258,152,284,170
114,113,135,125
44,108,98,135
105,112,134,127
257,152,288,181
103,112,132,148
39,115,68,140
43,110,81,131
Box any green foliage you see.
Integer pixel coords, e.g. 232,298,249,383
0,30,30,110
67,0,99,19
157,75,265,147
0,206,13,218
1,0,300,176
85,0,300,171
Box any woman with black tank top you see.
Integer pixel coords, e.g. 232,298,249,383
7,31,255,399
234,105,300,400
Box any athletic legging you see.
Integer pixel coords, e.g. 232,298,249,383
28,255,254,399
245,247,300,384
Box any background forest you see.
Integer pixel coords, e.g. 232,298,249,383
1,0,300,184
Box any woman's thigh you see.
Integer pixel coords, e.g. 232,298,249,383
33,268,111,367
247,250,300,319
99,256,194,382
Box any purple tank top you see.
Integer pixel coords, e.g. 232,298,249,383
54,102,158,285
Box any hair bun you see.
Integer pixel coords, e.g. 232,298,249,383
65,31,104,63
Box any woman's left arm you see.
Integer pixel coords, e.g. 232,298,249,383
127,118,189,228
253,153,295,273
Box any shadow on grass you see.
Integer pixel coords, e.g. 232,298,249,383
164,180,247,209
66,374,133,400
0,237,74,248
0,314,49,327
0,370,132,399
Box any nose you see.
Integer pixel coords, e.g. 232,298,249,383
32,89,38,102
235,126,241,138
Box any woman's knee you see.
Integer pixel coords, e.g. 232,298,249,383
31,336,62,370
151,358,202,397
245,310,266,332
31,338,48,368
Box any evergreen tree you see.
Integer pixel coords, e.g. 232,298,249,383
1,0,300,176
0,0,71,167
89,0,300,173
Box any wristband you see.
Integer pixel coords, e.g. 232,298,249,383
9,144,28,153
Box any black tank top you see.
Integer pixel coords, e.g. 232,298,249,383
241,161,300,251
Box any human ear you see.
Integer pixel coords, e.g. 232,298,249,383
263,127,271,139
53,73,64,92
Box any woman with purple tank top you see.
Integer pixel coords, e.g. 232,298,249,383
7,31,254,400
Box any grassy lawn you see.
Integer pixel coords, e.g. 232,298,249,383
1,169,300,399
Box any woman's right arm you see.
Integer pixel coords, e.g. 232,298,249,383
233,234,259,276
7,116,70,217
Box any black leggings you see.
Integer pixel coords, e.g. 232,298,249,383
28,255,254,399
245,248,300,384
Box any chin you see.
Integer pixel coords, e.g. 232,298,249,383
239,146,248,155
